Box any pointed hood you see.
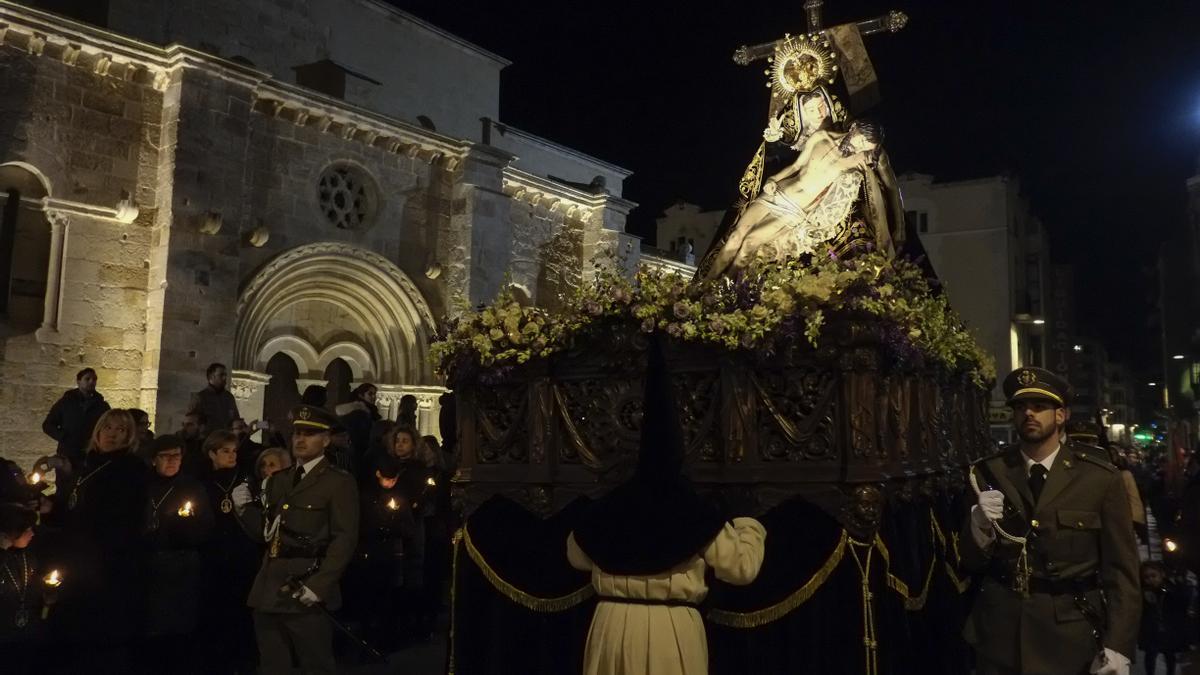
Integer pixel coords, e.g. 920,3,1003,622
571,336,726,576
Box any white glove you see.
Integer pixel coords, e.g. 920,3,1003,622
231,484,253,514
1089,648,1130,675
293,585,320,607
972,490,1005,525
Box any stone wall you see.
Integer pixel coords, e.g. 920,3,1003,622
0,33,173,465
154,59,456,432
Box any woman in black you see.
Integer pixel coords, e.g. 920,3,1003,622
198,430,260,674
141,436,214,675
47,408,148,674
0,503,48,675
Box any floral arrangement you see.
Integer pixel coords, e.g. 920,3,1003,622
431,251,996,387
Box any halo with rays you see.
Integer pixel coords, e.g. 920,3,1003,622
767,33,838,100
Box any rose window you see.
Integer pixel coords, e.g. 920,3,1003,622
317,164,376,230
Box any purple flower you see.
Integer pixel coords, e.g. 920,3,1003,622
673,301,691,320
709,317,727,334
640,318,655,332
666,323,683,337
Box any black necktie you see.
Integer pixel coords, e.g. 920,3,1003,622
292,465,305,487
1029,464,1048,504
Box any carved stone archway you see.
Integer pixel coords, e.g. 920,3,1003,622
234,242,438,386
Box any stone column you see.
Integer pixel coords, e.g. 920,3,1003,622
35,209,69,342
230,370,272,440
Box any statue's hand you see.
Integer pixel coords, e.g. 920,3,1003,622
761,180,777,196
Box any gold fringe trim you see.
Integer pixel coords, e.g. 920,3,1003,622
875,533,936,611
461,526,595,612
707,530,848,628
929,510,971,594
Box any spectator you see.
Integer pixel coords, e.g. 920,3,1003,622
48,408,148,673
254,447,291,484
1110,446,1147,542
130,408,154,449
188,364,240,435
179,411,208,478
397,394,418,430
418,435,453,641
230,417,263,476
1139,561,1190,675
380,424,435,643
41,367,110,472
198,430,258,675
141,435,213,675
300,384,327,408
349,453,416,651
0,503,47,675
336,383,380,462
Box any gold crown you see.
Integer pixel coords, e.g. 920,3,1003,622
1016,370,1038,387
767,33,838,99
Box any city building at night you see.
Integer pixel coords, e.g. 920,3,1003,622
0,0,640,464
896,173,1053,443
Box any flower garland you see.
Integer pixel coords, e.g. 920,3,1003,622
431,252,996,387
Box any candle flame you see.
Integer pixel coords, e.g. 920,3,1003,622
45,570,61,587
29,472,40,484
426,477,436,487
387,498,398,510
178,501,194,517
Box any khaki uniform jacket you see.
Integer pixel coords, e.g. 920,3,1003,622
239,457,359,612
960,444,1140,675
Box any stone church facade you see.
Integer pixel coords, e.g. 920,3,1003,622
0,0,643,464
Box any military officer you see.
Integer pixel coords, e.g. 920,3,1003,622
232,404,359,675
961,367,1140,675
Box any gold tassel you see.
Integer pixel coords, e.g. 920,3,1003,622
708,530,848,628
461,526,595,612
848,538,878,675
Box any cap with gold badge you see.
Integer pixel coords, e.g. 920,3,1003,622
1002,367,1072,408
291,404,342,432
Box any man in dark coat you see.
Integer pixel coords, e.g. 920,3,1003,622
41,367,109,471
961,367,1140,675
188,363,240,434
335,383,380,463
232,404,359,675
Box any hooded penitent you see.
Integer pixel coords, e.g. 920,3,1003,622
571,336,726,576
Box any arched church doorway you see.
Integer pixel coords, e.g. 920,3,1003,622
233,242,444,435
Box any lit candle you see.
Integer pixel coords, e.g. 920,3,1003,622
44,570,62,587
425,477,437,487
178,501,194,517
386,498,399,511
29,472,41,484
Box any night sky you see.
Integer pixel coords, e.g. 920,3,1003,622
405,1,1200,368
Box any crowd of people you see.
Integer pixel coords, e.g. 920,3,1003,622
0,364,456,675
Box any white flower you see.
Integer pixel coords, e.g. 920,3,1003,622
763,117,784,143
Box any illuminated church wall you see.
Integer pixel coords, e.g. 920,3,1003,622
0,1,635,466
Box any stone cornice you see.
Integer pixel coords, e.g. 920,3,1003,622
0,0,172,90
503,168,637,217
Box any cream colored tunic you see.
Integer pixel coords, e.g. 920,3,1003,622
566,517,767,675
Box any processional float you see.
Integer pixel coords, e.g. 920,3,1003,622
441,3,993,673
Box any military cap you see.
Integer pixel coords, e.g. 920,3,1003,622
1065,418,1102,442
1002,366,1071,407
291,404,341,432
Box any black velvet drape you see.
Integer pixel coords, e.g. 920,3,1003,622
452,494,974,675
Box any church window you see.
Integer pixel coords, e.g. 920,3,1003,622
317,163,377,230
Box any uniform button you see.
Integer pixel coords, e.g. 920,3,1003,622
1076,521,1084,528
283,504,290,510
1031,519,1040,528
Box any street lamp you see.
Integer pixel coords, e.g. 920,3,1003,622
1172,354,1186,360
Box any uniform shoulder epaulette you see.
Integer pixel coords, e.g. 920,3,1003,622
1073,449,1116,472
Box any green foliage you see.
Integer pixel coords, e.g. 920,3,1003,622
432,252,996,387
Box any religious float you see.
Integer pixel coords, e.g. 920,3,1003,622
439,5,995,674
